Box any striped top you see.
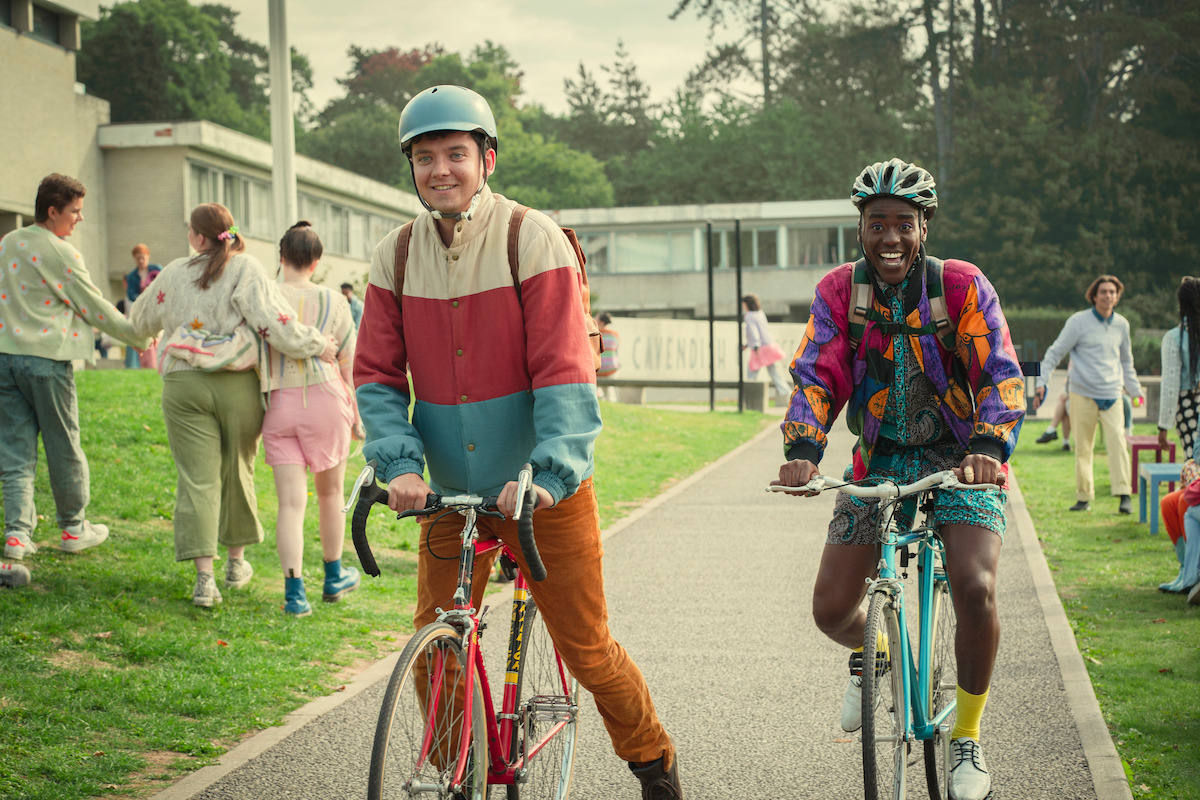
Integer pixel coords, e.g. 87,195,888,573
262,282,356,395
354,187,601,505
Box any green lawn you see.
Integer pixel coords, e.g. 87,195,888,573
0,369,770,800
1010,424,1200,800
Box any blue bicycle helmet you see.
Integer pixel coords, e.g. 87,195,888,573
398,85,498,156
851,158,938,219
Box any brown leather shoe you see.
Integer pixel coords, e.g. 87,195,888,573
630,755,684,799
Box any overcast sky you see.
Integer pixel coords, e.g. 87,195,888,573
221,0,728,114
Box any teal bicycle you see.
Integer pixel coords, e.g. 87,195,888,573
770,469,998,800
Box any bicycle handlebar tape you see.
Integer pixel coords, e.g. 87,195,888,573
518,489,546,582
351,483,389,577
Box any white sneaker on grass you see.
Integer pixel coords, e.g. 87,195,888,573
949,737,991,800
4,531,37,560
0,561,31,588
193,571,223,607
59,520,109,553
224,557,253,589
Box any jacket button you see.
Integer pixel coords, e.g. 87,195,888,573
460,394,468,402
466,443,475,451
456,348,463,356
452,300,459,308
451,254,459,261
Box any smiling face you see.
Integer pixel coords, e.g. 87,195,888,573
410,131,495,217
858,197,927,286
1092,280,1120,316
46,197,85,238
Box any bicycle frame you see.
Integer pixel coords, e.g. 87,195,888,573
418,507,573,790
869,514,955,745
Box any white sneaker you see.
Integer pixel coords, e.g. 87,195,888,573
4,531,37,560
193,571,223,607
224,557,253,589
59,520,109,553
840,674,863,732
0,561,31,588
949,737,991,800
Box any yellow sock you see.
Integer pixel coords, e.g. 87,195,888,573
950,686,989,741
852,631,890,659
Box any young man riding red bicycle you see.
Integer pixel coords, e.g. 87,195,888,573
353,84,683,800
774,159,1025,800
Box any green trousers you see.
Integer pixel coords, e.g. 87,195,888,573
162,370,265,561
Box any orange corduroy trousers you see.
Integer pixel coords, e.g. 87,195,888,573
416,477,674,767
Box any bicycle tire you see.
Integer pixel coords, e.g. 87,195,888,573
923,571,957,800
368,622,489,800
862,589,907,800
506,597,578,799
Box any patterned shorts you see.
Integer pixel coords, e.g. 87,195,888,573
826,440,1008,546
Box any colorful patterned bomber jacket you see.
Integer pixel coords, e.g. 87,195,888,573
353,187,601,506
783,258,1025,476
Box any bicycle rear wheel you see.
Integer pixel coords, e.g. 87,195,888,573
507,596,578,799
369,622,489,800
862,589,907,800
923,571,957,800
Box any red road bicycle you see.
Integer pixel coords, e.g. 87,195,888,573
347,462,579,799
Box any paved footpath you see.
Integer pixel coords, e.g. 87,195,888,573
155,421,1131,800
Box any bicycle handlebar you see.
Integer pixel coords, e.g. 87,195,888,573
345,461,546,582
765,469,1002,499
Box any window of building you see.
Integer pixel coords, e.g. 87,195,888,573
299,192,403,260
30,4,60,45
0,0,13,28
612,230,694,273
188,163,274,239
579,232,610,272
841,226,861,263
787,227,839,266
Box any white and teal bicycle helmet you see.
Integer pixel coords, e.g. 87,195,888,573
851,158,938,220
398,85,498,156
397,85,499,220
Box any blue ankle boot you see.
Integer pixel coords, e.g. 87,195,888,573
283,576,312,616
323,559,360,603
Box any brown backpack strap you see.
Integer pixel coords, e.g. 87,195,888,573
392,221,414,311
507,204,530,301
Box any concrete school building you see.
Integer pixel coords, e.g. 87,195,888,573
0,0,420,303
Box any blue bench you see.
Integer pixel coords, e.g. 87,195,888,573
1138,462,1182,535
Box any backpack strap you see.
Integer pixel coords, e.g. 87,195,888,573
923,256,956,352
507,204,531,302
392,221,414,312
847,259,873,350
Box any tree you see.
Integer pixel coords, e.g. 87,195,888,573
77,0,313,139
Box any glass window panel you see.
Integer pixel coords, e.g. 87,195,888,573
248,181,272,237
787,227,829,266
756,228,777,267
222,174,247,226
349,210,367,260
614,232,671,273
1,0,13,28
31,4,58,44
842,226,862,263
579,232,609,272
669,231,694,271
326,205,350,255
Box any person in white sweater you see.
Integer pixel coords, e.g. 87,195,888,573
1034,274,1143,514
1,173,151,584
130,203,336,608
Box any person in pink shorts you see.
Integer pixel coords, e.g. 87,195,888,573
262,221,364,616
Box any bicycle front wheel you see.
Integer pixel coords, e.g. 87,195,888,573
862,589,907,800
923,571,957,800
368,622,489,800
507,597,578,799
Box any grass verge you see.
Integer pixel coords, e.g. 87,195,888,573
1011,424,1199,800
0,370,770,800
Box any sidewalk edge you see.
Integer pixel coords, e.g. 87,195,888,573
1006,472,1133,800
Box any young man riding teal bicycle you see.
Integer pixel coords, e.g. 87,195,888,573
773,159,1025,800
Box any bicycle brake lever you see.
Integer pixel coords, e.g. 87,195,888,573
343,461,377,513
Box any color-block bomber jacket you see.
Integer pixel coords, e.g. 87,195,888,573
353,187,601,505
783,258,1025,476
